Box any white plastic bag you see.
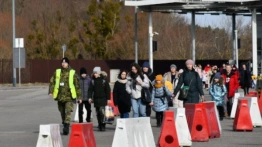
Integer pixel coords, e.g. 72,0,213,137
104,106,115,124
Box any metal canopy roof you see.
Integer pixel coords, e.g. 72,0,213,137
125,0,262,14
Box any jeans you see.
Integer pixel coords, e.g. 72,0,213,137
131,98,146,118
120,113,129,118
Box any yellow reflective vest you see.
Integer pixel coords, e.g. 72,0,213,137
53,69,77,99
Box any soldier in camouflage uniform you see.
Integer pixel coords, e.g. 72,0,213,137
49,57,82,135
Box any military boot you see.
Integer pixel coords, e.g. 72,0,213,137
63,123,70,135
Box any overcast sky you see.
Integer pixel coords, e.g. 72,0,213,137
183,13,251,28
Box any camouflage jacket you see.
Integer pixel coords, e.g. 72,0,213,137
49,67,81,102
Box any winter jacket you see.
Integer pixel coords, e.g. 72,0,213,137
209,84,227,106
203,70,212,84
239,69,251,88
151,86,172,112
163,72,179,91
113,79,131,113
79,75,91,101
173,69,204,104
49,67,81,102
222,72,239,98
126,74,150,99
88,74,111,107
163,72,183,107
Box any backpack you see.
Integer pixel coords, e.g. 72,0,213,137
154,86,168,105
91,79,106,87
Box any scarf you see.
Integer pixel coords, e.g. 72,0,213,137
131,74,139,90
154,83,164,88
118,79,127,84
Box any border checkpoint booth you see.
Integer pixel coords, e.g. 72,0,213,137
125,0,262,77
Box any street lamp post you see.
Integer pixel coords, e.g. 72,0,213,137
12,0,16,87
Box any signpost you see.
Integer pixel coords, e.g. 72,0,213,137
62,44,66,58
15,38,24,86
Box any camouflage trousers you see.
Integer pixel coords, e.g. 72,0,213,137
58,101,74,124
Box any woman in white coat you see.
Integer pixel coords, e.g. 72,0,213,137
126,63,150,118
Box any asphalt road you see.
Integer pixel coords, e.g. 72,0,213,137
0,86,262,147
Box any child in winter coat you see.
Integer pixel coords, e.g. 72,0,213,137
150,75,172,127
79,67,92,123
209,73,227,121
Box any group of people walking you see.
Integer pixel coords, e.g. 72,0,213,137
49,57,111,134
208,63,252,120
48,57,252,135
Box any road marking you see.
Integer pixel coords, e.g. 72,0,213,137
0,131,27,134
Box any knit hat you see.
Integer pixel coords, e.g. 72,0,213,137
185,59,194,66
155,75,163,81
214,73,221,79
170,64,177,69
80,67,87,75
142,61,150,68
61,57,69,64
93,66,101,74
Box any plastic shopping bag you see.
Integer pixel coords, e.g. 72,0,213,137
104,106,115,124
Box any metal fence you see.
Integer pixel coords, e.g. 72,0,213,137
0,59,249,84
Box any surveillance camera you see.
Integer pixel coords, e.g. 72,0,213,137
153,32,159,35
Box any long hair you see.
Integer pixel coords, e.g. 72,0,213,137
213,76,224,87
117,69,128,79
218,77,224,86
130,62,144,79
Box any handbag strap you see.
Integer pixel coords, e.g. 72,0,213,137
186,74,194,91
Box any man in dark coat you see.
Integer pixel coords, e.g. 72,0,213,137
142,61,155,117
88,66,111,131
173,59,204,104
240,63,251,95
